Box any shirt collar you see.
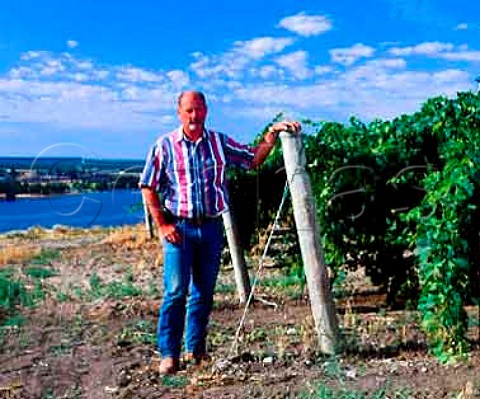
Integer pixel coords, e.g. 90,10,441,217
174,126,208,143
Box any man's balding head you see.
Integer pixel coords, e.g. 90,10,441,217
177,91,206,107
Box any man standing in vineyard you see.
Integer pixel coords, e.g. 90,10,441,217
139,90,300,375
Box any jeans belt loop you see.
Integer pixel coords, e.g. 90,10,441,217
178,215,204,226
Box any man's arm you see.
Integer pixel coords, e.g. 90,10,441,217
251,121,301,168
142,187,181,244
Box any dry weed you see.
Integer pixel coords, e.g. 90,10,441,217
299,315,317,354
456,381,474,399
0,245,41,266
101,224,150,250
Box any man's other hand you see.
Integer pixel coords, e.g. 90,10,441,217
160,224,182,244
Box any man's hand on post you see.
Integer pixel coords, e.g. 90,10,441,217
265,121,302,143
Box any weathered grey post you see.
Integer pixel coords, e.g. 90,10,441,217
142,192,154,239
222,210,251,303
279,130,339,354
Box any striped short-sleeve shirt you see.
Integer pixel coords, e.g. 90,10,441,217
139,127,255,219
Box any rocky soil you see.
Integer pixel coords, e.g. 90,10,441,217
0,224,479,398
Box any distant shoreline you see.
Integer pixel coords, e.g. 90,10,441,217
0,190,140,201
0,192,83,200
0,193,49,199
0,156,143,161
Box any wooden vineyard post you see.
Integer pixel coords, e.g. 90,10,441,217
222,210,251,303
279,130,339,354
142,192,154,239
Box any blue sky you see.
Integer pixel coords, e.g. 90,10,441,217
1,0,479,159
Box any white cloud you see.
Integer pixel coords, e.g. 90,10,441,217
2,32,479,150
189,54,227,78
244,65,284,81
12,51,107,83
438,50,480,62
93,70,110,80
365,58,407,69
189,37,295,79
40,59,65,76
20,51,45,61
233,37,295,59
66,40,79,49
227,53,472,123
314,65,334,75
389,41,454,56
330,43,376,66
255,65,281,79
274,50,311,80
0,51,190,133
0,77,177,130
73,73,89,82
9,66,36,79
116,66,163,83
166,70,190,87
388,42,480,62
455,23,469,30
278,12,332,37
432,69,467,82
76,60,94,70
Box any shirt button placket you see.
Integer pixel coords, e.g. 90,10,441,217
193,142,202,220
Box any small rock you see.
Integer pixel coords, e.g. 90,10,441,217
212,358,231,373
262,356,274,365
104,386,118,394
345,367,357,379
118,373,131,387
53,224,71,232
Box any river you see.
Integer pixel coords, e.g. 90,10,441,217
0,190,145,233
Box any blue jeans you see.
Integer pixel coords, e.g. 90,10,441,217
157,218,224,358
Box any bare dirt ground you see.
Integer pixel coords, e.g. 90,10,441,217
0,224,479,399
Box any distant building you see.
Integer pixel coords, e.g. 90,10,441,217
0,172,11,183
0,172,15,201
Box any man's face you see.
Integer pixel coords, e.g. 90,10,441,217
177,92,207,137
